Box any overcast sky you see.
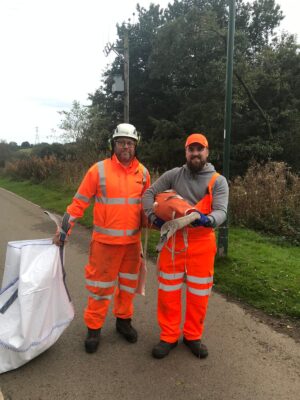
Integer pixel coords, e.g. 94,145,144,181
0,0,299,145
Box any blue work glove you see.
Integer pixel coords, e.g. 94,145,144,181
152,217,166,229
191,212,212,227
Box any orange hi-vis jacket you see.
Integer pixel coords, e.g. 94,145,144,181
66,154,150,245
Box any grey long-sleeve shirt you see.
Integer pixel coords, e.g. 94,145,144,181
142,163,229,227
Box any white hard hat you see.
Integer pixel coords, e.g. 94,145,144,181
113,123,139,142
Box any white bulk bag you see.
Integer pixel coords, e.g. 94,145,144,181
0,238,74,374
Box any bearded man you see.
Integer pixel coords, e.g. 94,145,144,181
142,133,228,359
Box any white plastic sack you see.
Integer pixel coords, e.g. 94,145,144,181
0,238,74,374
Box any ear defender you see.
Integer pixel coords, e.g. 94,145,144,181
108,137,113,151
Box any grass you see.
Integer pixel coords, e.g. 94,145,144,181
214,229,300,318
1,176,300,320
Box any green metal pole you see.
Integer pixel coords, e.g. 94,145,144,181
217,0,236,257
124,29,130,123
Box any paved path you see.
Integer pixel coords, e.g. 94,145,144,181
0,187,299,400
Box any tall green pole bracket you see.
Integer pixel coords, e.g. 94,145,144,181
217,0,236,257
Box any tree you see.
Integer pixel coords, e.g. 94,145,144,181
0,141,11,167
20,141,31,148
58,100,89,143
85,0,300,174
8,142,18,151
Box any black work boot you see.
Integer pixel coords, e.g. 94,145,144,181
152,340,178,359
183,337,208,358
116,318,138,343
84,328,101,353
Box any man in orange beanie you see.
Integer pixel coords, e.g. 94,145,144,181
143,133,228,359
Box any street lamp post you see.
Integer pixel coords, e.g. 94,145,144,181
217,0,236,257
103,27,130,123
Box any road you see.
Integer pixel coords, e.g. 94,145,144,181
0,187,299,400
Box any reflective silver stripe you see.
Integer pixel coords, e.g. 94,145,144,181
95,197,126,204
97,161,106,197
142,165,147,185
94,226,140,237
186,275,213,284
94,226,124,236
74,192,90,203
89,292,113,301
126,229,140,235
95,197,140,205
119,272,138,280
119,284,136,294
159,271,185,280
86,279,115,288
159,282,183,292
187,287,212,296
69,215,77,222
128,198,141,204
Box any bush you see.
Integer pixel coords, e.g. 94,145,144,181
4,154,97,189
230,161,300,243
5,155,63,183
53,160,87,189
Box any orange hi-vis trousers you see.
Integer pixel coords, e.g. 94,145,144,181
157,229,216,343
84,241,141,329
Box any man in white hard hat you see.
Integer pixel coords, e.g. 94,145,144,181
54,123,150,353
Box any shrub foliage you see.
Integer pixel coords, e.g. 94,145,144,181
5,156,62,183
230,161,300,243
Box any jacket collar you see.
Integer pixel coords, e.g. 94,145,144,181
112,153,139,172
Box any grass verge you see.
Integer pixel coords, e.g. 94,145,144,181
214,229,300,318
1,176,299,320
